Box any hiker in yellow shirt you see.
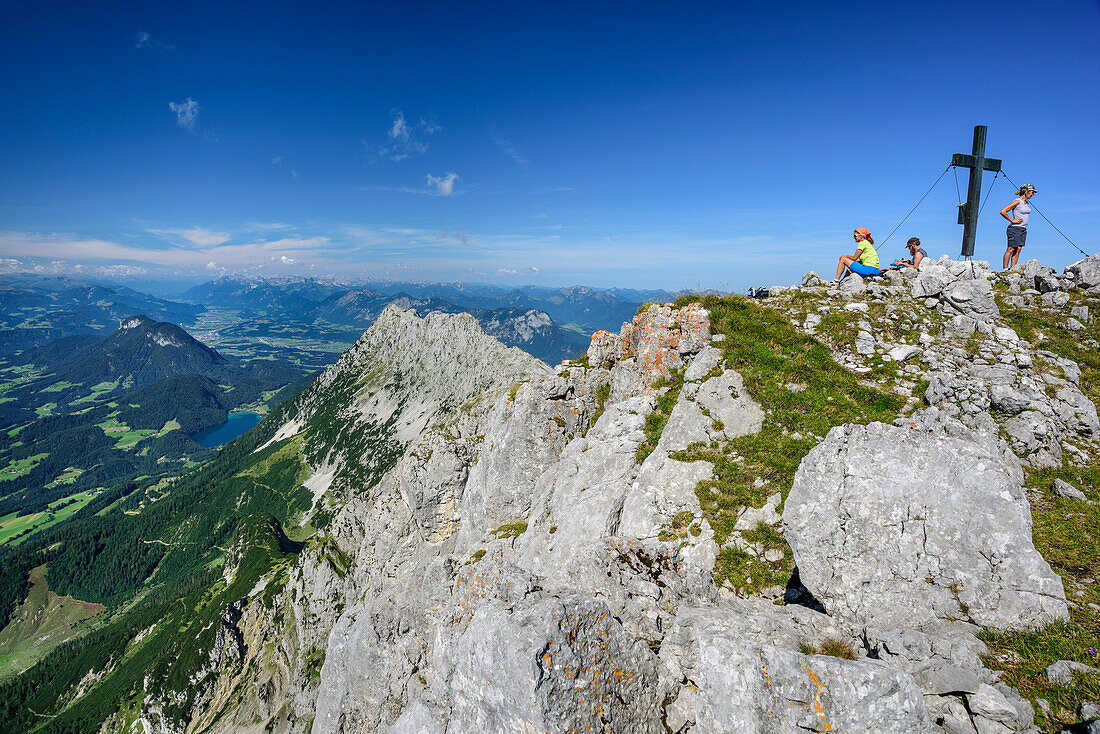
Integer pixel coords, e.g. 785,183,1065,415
833,227,880,284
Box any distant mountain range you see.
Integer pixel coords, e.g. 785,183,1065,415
370,280,677,332
184,276,675,333
0,274,204,355
180,276,675,364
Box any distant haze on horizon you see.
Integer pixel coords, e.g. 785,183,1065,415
2,1,1097,292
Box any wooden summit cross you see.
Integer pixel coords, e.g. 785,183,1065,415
952,125,1001,258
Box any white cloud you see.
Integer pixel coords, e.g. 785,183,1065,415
169,98,200,129
271,155,282,165
134,31,174,51
420,115,442,134
0,231,333,272
376,109,430,162
426,172,459,197
389,112,410,141
148,227,231,247
497,268,518,275
279,255,296,264
491,135,530,167
243,221,293,231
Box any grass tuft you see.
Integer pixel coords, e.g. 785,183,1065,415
800,636,858,660
490,520,528,539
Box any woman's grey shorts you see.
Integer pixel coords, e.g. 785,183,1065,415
1007,225,1027,249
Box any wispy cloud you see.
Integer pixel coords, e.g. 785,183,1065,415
491,135,530,167
134,31,174,52
271,155,282,165
376,109,428,161
0,231,332,272
442,228,468,244
426,172,459,196
420,115,442,134
169,98,200,129
374,109,443,162
148,227,231,247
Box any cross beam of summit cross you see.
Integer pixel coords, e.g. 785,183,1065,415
952,125,1002,258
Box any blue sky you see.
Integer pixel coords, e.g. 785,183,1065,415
2,0,1098,292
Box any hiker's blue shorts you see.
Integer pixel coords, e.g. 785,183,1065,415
849,262,881,277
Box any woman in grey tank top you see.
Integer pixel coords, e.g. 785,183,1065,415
1000,184,1036,270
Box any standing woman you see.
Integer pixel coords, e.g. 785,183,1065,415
834,227,880,283
1000,184,1036,270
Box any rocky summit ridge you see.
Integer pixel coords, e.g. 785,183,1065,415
91,256,1100,733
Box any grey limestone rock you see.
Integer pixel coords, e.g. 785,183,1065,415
587,329,620,366
802,270,825,287
1052,478,1088,501
941,698,979,734
912,264,954,298
1018,259,1042,281
1035,271,1061,293
840,273,866,293
693,368,764,440
683,345,721,382
940,279,1000,322
659,605,931,733
389,700,445,734
1042,291,1072,309
946,314,979,337
1004,410,1064,467
516,395,653,585
967,684,1027,729
990,384,1032,415
1066,253,1100,288
783,422,1068,631
456,367,607,546
890,344,923,362
445,596,662,734
973,717,1013,734
1046,659,1100,686
607,303,710,402
911,659,982,695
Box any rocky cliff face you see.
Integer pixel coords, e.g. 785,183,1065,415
133,256,1100,734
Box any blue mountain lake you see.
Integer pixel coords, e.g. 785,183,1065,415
190,411,264,448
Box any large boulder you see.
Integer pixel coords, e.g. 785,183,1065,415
940,279,1000,322
446,596,662,734
911,263,953,298
659,605,932,733
1066,253,1100,289
783,422,1068,631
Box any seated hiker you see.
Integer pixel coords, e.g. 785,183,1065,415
833,227,880,283
894,237,927,269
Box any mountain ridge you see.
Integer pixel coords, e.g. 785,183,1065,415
2,254,1099,733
